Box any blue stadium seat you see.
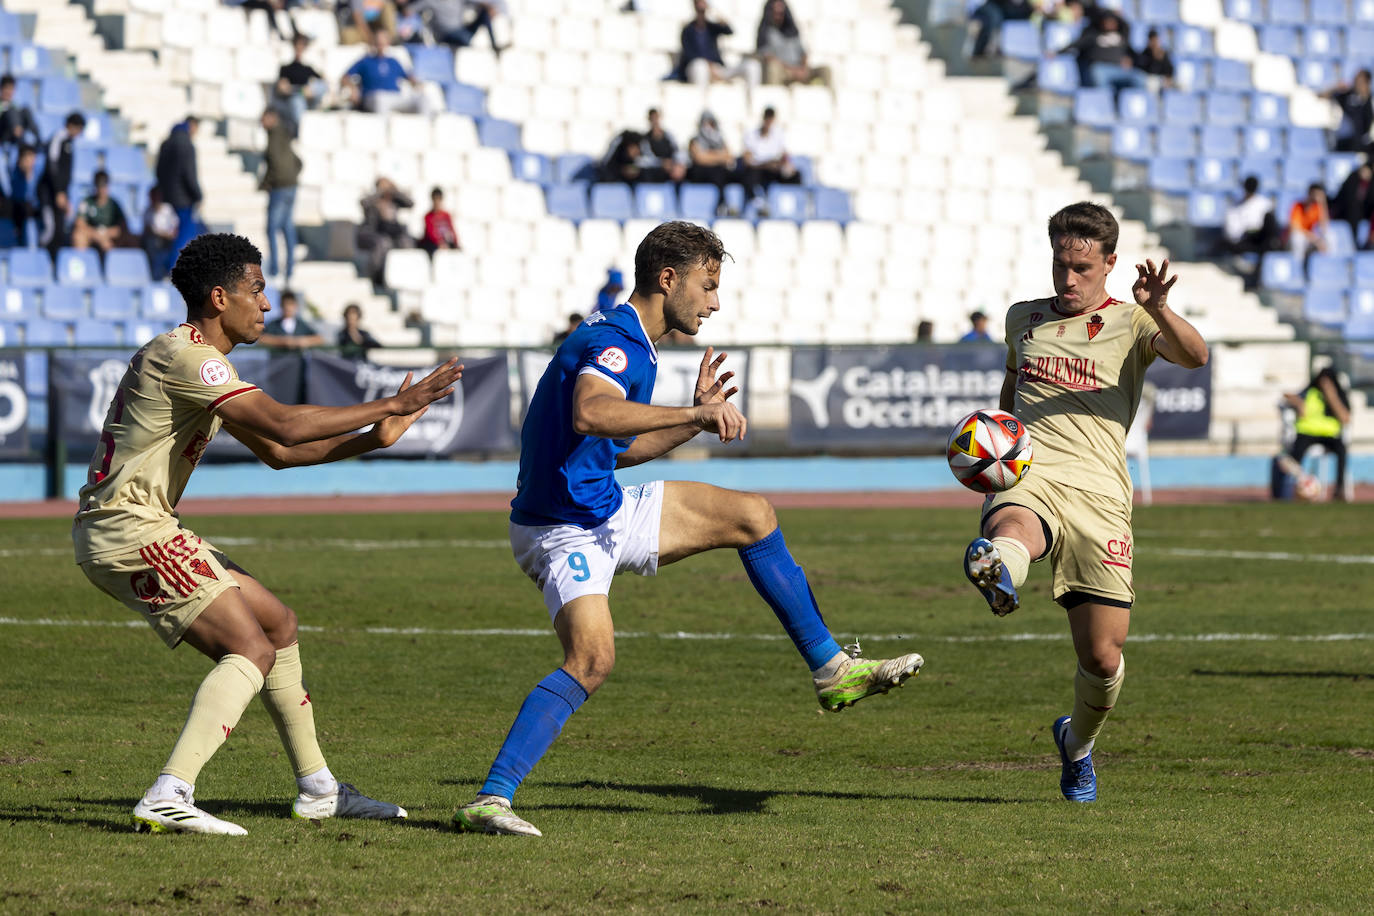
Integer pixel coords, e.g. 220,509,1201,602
1212,59,1252,92
1268,0,1306,24
1340,311,1374,339
1138,0,1180,22
1040,21,1080,56
1073,88,1117,128
140,283,179,320
407,45,455,84
1236,156,1281,188
1260,252,1304,291
1281,157,1324,190
1200,126,1240,157
722,183,747,216
1188,190,1226,227
91,285,138,320
1161,90,1201,123
445,83,485,117
813,187,853,223
544,183,588,221
0,321,18,346
476,117,521,153
1326,154,1362,189
1355,252,1374,287
1311,0,1351,24
1349,288,1374,323
678,184,719,221
1242,125,1281,157
1000,20,1041,61
1148,157,1192,193
55,248,100,287
1037,57,1079,94
105,249,151,288
509,151,551,184
1327,221,1357,256
38,77,81,113
1250,93,1289,126
1304,289,1347,326
0,287,38,320
1303,25,1344,58
0,11,22,44
71,144,101,186
1259,25,1301,56
1204,92,1247,127
23,318,70,346
8,249,51,288
1173,25,1213,56
554,153,596,184
1349,27,1374,55
790,155,815,186
1156,124,1198,157
8,45,54,78
123,319,159,343
1111,124,1153,160
766,185,809,222
1172,58,1209,90
1308,254,1352,290
1357,0,1374,24
1193,156,1234,189
1297,59,1337,89
1286,127,1326,157
41,285,85,319
74,320,122,346
634,183,679,220
589,183,633,221
105,146,149,185
1116,88,1156,123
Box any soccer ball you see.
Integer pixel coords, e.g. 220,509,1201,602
947,409,1034,493
1295,473,1324,502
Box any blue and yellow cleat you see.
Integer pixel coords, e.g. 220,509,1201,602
1052,715,1097,802
964,537,1019,616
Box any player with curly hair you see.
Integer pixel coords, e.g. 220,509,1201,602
73,233,463,834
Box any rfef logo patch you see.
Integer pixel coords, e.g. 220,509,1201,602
199,359,231,386
596,347,629,374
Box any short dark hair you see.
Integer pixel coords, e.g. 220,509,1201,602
343,303,362,319
93,169,109,186
1242,175,1260,194
0,74,12,89
170,233,262,314
66,111,86,129
1309,182,1325,195
762,106,776,119
648,107,659,118
1047,201,1119,255
430,186,444,198
281,290,298,305
633,220,728,293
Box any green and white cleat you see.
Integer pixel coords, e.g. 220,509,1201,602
453,794,542,837
133,794,247,835
292,782,407,820
814,642,924,712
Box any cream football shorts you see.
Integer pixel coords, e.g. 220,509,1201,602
983,472,1136,608
79,528,238,648
510,481,664,619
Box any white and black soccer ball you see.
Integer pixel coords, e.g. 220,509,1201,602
947,409,1034,493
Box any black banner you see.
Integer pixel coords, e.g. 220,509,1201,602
51,350,134,447
305,352,514,455
0,349,28,456
1143,356,1212,440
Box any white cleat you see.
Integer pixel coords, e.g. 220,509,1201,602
133,795,247,835
292,782,407,820
453,794,543,837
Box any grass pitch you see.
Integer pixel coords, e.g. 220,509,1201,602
1,501,1372,913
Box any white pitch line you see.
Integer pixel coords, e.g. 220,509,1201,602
2,617,1371,644
1162,547,1374,565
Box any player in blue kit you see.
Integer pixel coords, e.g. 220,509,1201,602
454,221,926,837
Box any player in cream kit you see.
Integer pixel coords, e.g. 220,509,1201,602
962,203,1209,801
73,233,462,834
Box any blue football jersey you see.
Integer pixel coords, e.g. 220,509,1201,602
510,304,659,528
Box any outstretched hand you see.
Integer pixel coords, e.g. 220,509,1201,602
374,373,431,447
693,346,739,407
394,358,463,415
1132,258,1178,312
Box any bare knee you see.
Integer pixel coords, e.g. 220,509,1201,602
563,644,615,694
263,608,299,650
1079,644,1122,679
737,492,777,545
240,641,277,677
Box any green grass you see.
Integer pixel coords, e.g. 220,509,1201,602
2,503,1372,913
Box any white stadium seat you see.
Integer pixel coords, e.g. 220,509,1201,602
384,249,433,293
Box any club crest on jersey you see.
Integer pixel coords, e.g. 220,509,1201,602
182,430,210,466
1086,315,1104,340
200,359,231,386
189,558,218,580
1056,325,1066,337
596,347,629,374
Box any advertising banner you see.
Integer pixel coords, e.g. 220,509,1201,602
1144,356,1212,440
0,350,28,456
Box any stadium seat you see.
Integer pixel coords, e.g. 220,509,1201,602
1303,25,1344,58
1148,158,1192,193
1172,58,1209,91
813,187,853,223
1037,57,1079,94
590,183,634,221
1073,88,1116,128
1297,59,1337,90
23,318,70,346
1340,311,1374,340
1258,25,1301,56
445,83,486,117
544,183,589,221
766,185,809,223
1242,125,1280,157
1200,126,1240,157
1000,21,1041,61
9,45,54,78
1162,90,1201,124
1212,59,1252,92
1267,0,1306,23
1325,154,1361,189
91,286,138,320
1327,221,1357,256
1139,0,1180,22
41,285,85,320
554,153,596,185
55,248,101,287
1117,88,1156,123
1311,0,1351,23
1354,253,1374,288
1308,255,1352,290
1156,124,1198,157
1111,124,1153,160
679,184,719,222
1193,156,1234,190
508,151,551,185
1173,25,1213,56
8,249,51,288
1204,92,1247,127
140,284,179,320
106,147,150,185
1187,190,1226,228
0,321,17,346
1303,289,1347,326
0,11,21,44
1041,21,1081,55
1350,27,1374,55
1260,252,1304,292
74,320,122,346
1236,156,1280,188
38,77,81,114
477,117,521,153
0,287,38,320
408,45,455,84
634,183,679,220
1250,93,1289,126
103,249,151,288
1280,157,1324,190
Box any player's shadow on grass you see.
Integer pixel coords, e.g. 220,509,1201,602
1192,668,1372,681
536,780,1029,814
3,800,140,833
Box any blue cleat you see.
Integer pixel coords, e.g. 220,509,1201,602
964,537,1019,616
1052,715,1097,802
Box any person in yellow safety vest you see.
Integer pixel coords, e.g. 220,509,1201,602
1283,366,1352,501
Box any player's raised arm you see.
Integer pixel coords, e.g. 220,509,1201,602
216,359,461,447
573,365,746,445
616,347,743,467
1132,258,1208,369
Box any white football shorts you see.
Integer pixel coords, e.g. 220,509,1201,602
509,481,664,619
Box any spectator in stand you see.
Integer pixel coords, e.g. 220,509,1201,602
1283,366,1351,501
1332,160,1374,250
741,106,800,212
687,110,738,214
260,290,324,352
676,0,760,86
1287,182,1331,263
70,170,128,257
338,303,382,360
420,186,460,255
968,0,1034,60
140,185,178,282
358,177,414,287
1216,175,1279,274
552,312,583,345
0,75,39,149
916,319,934,342
242,0,299,41
37,111,85,256
277,35,328,125
1056,11,1144,95
960,310,993,342
639,108,687,184
9,144,38,246
599,129,646,184
418,0,506,52
261,107,302,286
342,31,434,116
756,0,830,87
339,0,399,45
1323,70,1373,154
1133,29,1174,93
155,116,203,258
595,268,624,312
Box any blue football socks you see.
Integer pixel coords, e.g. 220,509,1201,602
480,668,588,801
739,528,844,670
